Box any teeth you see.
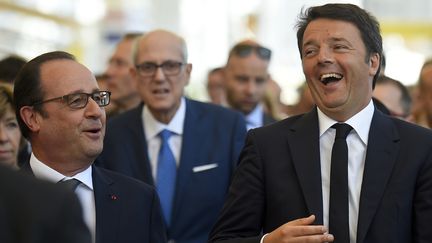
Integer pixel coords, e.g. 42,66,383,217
320,73,342,81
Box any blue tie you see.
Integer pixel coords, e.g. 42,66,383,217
156,129,177,227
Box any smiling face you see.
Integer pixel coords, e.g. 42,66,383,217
301,19,380,121
32,59,106,172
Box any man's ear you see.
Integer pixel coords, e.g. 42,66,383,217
20,106,41,133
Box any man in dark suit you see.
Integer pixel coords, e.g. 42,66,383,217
209,3,432,243
0,164,91,243
223,40,277,130
97,30,247,243
13,51,167,243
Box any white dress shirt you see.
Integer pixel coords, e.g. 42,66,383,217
245,104,264,131
29,153,96,243
318,100,374,243
143,97,185,180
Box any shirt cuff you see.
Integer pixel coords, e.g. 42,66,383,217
260,233,269,243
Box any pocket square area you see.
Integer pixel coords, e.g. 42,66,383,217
192,163,218,173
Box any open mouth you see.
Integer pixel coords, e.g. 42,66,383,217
320,73,343,85
153,88,169,94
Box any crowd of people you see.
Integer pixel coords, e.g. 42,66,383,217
0,3,431,243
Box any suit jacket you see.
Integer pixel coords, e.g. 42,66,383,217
97,99,247,243
0,165,91,243
21,163,167,243
209,108,432,243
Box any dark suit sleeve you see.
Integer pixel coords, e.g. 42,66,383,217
231,112,247,167
149,187,168,243
56,190,92,243
413,149,432,243
208,131,264,243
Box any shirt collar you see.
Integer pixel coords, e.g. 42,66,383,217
317,99,374,145
245,104,264,129
29,153,93,190
143,97,186,140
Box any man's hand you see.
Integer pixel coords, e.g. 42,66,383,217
264,215,334,243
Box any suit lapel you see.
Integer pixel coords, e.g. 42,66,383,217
93,166,121,243
357,111,399,243
171,99,202,225
288,109,324,224
125,105,154,185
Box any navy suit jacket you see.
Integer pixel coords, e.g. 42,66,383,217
21,163,167,243
97,99,247,243
209,108,432,243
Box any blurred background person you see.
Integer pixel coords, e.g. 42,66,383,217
95,73,118,117
285,81,315,116
105,33,142,118
262,79,287,120
373,75,412,120
0,84,22,169
224,40,276,130
411,59,432,128
206,67,227,106
0,55,27,86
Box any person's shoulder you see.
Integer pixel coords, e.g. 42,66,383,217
94,166,155,194
107,104,143,126
187,98,244,120
392,117,432,142
253,113,306,134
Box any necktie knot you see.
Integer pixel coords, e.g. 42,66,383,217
58,178,81,192
332,123,352,140
159,129,172,142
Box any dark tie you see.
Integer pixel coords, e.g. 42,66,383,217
58,178,81,192
156,129,177,227
329,123,352,243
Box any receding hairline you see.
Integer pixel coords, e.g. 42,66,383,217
133,29,188,64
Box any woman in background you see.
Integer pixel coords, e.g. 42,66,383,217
0,84,21,169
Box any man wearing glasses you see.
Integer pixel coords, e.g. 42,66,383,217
14,51,167,243
224,40,277,130
97,30,247,243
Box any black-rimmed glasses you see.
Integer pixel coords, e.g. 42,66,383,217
32,91,111,109
230,44,272,60
135,61,185,77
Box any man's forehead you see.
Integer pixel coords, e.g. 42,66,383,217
40,59,98,94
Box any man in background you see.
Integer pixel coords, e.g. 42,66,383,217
224,40,276,130
98,30,246,243
105,33,142,118
373,75,412,120
206,67,227,106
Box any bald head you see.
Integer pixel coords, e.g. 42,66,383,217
134,30,188,65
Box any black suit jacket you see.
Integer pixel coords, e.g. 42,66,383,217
21,163,167,243
0,165,91,243
209,108,432,243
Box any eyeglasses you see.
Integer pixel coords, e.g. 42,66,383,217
135,61,185,77
230,44,272,60
32,91,111,109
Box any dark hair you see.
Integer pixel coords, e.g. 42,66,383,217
376,75,412,116
13,51,76,139
0,84,15,118
296,3,383,87
0,55,27,84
